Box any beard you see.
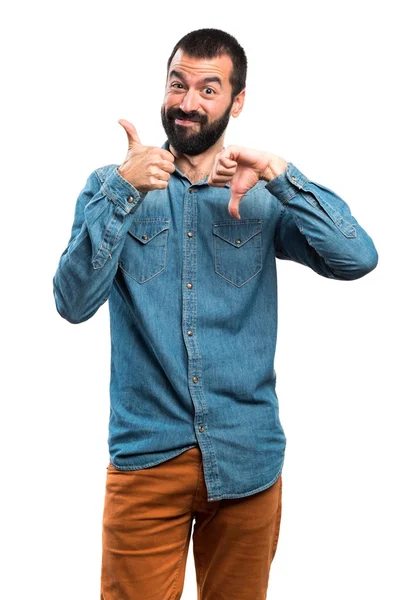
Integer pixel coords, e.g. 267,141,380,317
160,100,233,156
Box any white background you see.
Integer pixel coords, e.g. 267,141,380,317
1,1,399,598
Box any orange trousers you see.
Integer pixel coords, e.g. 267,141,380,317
100,446,282,599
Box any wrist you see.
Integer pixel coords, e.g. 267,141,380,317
117,165,129,181
260,158,288,182
117,166,145,193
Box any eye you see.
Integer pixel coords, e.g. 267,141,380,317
171,82,184,89
204,87,215,95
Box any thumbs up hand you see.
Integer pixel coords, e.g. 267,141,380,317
207,145,287,220
117,119,175,193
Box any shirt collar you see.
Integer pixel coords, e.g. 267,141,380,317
161,140,230,188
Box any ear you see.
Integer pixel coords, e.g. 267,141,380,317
230,89,246,118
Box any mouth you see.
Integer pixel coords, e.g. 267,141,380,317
175,118,200,126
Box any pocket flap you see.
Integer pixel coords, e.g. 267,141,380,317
213,220,262,247
127,219,170,245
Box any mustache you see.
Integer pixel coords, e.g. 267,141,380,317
166,107,208,124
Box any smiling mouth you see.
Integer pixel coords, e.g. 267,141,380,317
175,118,200,126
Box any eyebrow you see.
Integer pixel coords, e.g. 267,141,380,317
169,69,222,88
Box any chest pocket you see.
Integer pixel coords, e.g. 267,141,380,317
213,219,263,287
119,218,170,283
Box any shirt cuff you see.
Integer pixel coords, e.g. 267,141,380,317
265,162,308,204
101,166,147,213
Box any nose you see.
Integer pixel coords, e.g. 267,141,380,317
179,89,199,114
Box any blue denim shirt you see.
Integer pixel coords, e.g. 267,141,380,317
53,141,378,501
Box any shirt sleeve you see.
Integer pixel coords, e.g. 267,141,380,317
53,165,146,323
267,162,378,280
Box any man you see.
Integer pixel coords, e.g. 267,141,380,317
53,28,378,600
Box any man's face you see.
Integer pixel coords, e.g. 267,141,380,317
161,50,242,156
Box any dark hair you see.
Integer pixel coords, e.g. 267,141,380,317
166,28,247,99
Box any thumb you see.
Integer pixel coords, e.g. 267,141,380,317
228,189,245,220
118,119,142,148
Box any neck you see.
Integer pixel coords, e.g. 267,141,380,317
168,136,225,184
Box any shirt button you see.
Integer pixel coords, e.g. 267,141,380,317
127,196,134,203
187,330,193,336
186,283,193,289
291,176,297,182
192,376,199,383
187,231,194,237
198,426,205,433
235,238,241,245
142,235,148,240
189,188,195,193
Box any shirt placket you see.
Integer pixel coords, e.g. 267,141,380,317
182,184,221,501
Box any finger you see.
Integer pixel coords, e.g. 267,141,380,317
214,152,237,175
228,190,245,220
220,145,241,163
160,149,175,163
210,173,232,184
149,178,169,190
152,170,171,182
209,163,236,185
118,119,142,147
209,162,233,185
219,156,237,169
207,175,226,187
215,165,236,177
159,159,176,174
